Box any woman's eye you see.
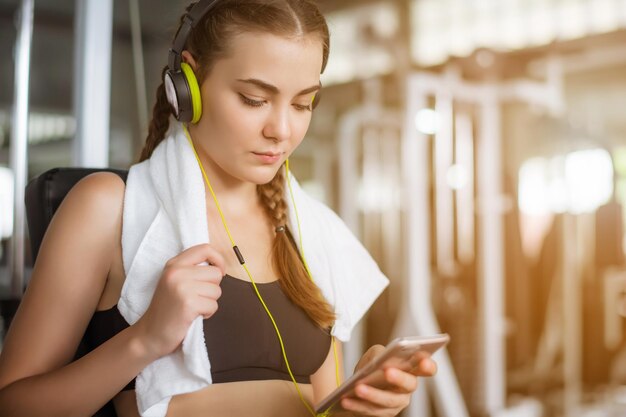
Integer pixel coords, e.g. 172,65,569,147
239,94,265,107
238,93,311,112
293,103,313,112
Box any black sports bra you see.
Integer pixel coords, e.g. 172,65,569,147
84,274,331,391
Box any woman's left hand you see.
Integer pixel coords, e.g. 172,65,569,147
339,344,438,417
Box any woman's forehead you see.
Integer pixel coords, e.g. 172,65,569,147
210,32,323,93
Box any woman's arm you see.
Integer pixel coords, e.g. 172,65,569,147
310,338,346,405
0,173,159,417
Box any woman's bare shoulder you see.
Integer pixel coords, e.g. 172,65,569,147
0,171,127,389
63,171,126,214
44,171,127,257
33,170,127,294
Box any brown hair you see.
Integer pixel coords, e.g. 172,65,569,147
138,0,334,329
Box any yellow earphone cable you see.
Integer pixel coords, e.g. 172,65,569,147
284,159,313,279
183,125,337,417
285,158,341,388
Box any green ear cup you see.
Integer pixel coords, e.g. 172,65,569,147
181,62,202,124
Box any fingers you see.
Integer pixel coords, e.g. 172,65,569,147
192,281,222,300
342,366,428,415
342,381,411,416
409,356,437,377
187,265,224,284
191,296,219,319
367,344,386,356
167,244,226,276
385,368,419,393
341,396,387,416
179,270,223,312
358,380,412,405
355,344,385,372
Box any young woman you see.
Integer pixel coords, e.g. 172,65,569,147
0,1,436,416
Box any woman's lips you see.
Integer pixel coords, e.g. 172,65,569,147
252,152,282,164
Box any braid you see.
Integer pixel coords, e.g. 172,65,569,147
257,168,288,227
138,66,172,162
258,166,336,329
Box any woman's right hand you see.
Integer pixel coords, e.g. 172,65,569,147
134,243,226,359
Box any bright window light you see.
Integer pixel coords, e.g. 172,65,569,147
415,108,439,135
565,149,613,214
446,164,469,190
0,111,76,145
590,0,620,34
411,0,626,66
358,177,400,212
519,157,552,215
322,2,398,85
518,148,614,215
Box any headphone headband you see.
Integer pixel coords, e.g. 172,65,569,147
165,0,220,123
168,0,221,71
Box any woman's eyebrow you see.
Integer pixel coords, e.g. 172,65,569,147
236,78,321,96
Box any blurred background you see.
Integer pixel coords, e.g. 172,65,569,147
2,0,626,416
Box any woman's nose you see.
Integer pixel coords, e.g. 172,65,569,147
262,106,291,142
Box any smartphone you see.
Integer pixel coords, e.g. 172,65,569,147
314,333,450,414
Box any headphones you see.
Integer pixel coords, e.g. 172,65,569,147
164,0,220,124
164,0,321,124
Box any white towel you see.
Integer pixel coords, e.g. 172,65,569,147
119,122,389,417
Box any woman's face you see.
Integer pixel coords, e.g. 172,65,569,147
188,32,324,186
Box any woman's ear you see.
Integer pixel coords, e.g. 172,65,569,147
181,50,198,72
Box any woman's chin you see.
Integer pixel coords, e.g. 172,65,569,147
245,167,282,185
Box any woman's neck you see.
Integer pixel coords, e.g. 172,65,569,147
205,180,261,219
186,125,260,217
